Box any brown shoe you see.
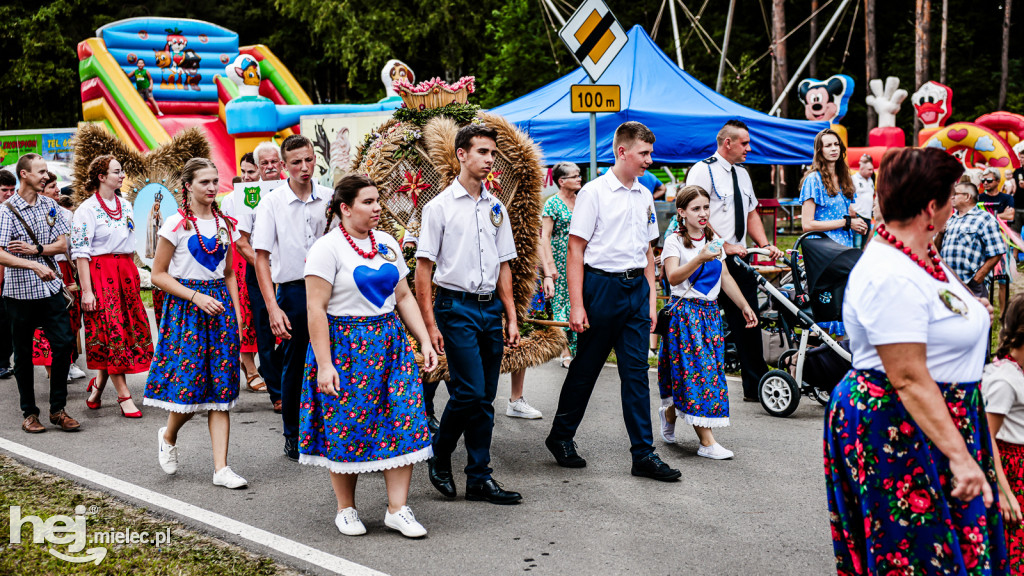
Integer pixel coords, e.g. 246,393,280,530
272,400,282,414
22,414,45,433
49,409,81,432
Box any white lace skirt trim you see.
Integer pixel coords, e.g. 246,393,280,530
680,413,730,428
298,446,433,475
143,398,237,413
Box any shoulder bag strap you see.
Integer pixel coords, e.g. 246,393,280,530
3,200,63,279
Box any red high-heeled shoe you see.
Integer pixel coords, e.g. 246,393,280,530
86,378,101,410
117,395,142,418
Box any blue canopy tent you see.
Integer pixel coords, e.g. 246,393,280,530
492,25,828,165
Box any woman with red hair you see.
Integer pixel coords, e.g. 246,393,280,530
71,155,153,418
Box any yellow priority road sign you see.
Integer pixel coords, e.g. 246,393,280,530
558,0,628,83
570,85,621,113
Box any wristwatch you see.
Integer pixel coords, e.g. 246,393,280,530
35,244,43,255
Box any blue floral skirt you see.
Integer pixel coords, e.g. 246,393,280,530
657,297,729,428
298,312,432,474
143,278,240,413
824,369,1007,575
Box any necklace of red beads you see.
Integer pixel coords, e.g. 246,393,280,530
876,223,947,282
341,224,377,259
188,210,223,255
95,192,122,220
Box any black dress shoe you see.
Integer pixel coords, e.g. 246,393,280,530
427,414,440,437
545,436,586,468
0,366,12,379
631,453,681,482
466,478,522,505
428,456,456,498
283,437,299,461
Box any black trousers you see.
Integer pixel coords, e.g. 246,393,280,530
721,257,768,398
7,293,73,417
0,298,12,368
549,271,655,463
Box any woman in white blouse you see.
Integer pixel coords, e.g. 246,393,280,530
72,155,153,418
824,147,1006,573
300,175,437,538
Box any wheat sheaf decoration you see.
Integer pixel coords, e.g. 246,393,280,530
354,78,565,381
71,124,211,205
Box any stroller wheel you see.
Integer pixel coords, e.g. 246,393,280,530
812,387,831,407
758,370,801,417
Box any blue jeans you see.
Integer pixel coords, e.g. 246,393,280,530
433,292,505,483
548,271,655,463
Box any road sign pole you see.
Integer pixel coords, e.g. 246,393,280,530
589,111,597,181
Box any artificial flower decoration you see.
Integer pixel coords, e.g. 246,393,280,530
397,169,431,207
484,170,503,195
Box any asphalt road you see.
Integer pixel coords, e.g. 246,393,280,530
0,346,835,575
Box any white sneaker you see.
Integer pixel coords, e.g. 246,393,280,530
659,407,676,443
506,397,542,419
335,507,366,536
157,426,178,475
697,443,734,460
384,505,427,538
67,364,87,380
212,466,248,489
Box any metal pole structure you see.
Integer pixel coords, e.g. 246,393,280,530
543,0,567,26
668,0,684,69
715,0,737,92
768,0,852,116
590,111,598,180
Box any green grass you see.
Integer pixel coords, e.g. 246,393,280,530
0,455,298,575
140,289,153,308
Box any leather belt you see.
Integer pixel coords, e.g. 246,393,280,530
438,286,495,302
584,265,645,280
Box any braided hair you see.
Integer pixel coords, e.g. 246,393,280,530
674,185,716,249
996,294,1024,359
178,158,232,232
325,174,376,235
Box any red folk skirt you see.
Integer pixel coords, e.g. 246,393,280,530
232,245,257,354
31,260,81,366
82,253,153,374
998,439,1024,573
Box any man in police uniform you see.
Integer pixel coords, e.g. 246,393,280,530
685,119,783,401
545,121,680,482
416,124,522,505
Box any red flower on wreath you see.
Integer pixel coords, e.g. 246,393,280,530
484,170,503,194
397,170,430,207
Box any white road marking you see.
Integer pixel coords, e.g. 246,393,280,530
0,437,386,576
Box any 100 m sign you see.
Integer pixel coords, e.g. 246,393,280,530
570,85,621,113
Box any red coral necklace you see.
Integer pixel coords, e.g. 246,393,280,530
341,225,378,260
876,224,947,282
188,211,222,255
95,192,122,220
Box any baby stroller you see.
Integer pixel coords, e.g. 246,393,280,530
733,232,859,417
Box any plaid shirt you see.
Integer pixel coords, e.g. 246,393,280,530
0,193,70,300
940,206,1006,284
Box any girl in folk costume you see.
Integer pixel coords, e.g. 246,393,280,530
983,294,1024,570
72,155,153,418
144,158,247,489
301,175,437,538
657,186,757,460
33,172,86,380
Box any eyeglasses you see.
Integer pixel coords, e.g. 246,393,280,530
107,170,123,176
560,174,582,180
980,178,997,183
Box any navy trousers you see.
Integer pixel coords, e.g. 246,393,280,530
0,298,12,369
433,293,504,483
7,293,72,417
549,271,655,463
276,281,309,440
721,257,767,399
246,266,282,403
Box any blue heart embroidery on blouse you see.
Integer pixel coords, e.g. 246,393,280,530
691,259,722,296
186,234,226,272
353,263,399,308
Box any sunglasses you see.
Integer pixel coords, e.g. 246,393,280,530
981,178,997,183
